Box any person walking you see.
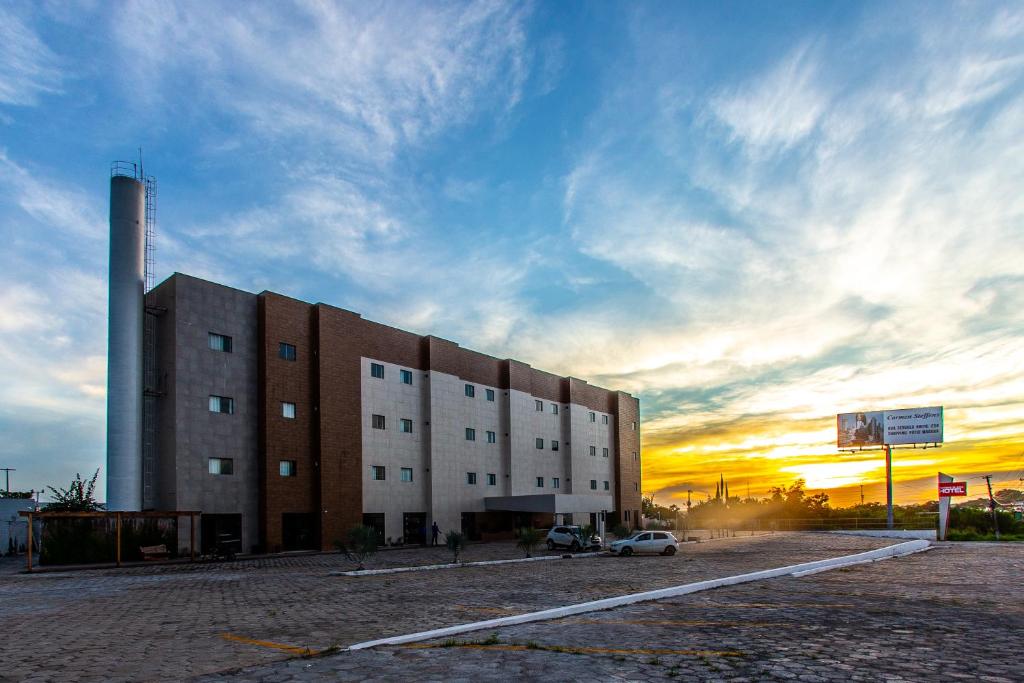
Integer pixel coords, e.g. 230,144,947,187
431,521,440,546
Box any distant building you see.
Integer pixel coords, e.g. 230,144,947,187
104,166,642,554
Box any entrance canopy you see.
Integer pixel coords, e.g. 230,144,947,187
484,494,614,514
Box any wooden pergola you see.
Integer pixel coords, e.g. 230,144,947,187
18,510,201,572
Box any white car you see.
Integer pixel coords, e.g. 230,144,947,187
609,531,679,556
545,526,601,551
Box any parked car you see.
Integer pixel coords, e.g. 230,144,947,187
545,526,601,551
609,531,678,556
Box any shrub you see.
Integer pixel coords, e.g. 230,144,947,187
611,524,631,540
334,525,379,570
445,530,466,563
515,527,542,557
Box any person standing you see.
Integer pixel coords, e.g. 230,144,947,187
431,521,440,546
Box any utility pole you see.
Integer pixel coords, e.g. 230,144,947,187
0,468,14,493
885,445,894,530
860,484,865,505
984,475,1000,541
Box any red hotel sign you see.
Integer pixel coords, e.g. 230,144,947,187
938,482,967,497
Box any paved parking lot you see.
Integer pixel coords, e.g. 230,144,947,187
0,533,902,681
201,541,1024,682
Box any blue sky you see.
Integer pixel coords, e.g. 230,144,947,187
2,1,1023,505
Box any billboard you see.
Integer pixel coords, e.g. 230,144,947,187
837,406,943,447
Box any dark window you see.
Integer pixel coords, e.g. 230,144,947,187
467,472,477,485
371,465,386,481
372,414,386,430
209,333,232,353
400,369,413,385
208,395,234,414
552,440,559,451
589,446,596,456
602,447,609,458
590,479,597,490
589,412,596,422
279,460,297,477
487,473,497,486
465,428,476,441
653,532,669,540
371,362,384,379
208,457,233,475
553,477,560,488
602,415,609,424
535,438,544,449
603,480,609,490
552,403,559,414
278,342,296,361
486,388,495,401
535,400,543,411
400,418,413,433
401,467,413,482
536,477,544,488
486,431,496,443
465,384,475,398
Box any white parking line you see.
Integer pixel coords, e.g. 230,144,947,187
345,539,930,651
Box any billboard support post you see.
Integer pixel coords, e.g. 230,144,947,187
885,445,894,530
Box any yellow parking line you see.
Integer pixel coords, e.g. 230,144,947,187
220,632,317,656
404,643,742,657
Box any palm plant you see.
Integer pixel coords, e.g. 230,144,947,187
334,525,379,570
445,530,466,563
515,527,542,557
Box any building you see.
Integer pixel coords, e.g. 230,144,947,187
106,166,642,554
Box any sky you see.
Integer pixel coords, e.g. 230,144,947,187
1,1,1023,507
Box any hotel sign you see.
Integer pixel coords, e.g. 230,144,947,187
837,407,944,448
938,482,967,497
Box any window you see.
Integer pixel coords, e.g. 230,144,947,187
372,414,386,430
208,395,234,414
400,369,413,385
589,411,596,422
400,418,413,433
466,427,476,441
552,477,560,489
535,437,544,449
633,451,639,461
486,388,495,401
632,421,637,430
590,479,597,490
208,457,233,475
487,473,497,486
466,472,477,485
589,446,596,456
371,465,386,481
551,403,559,415
465,384,475,398
653,532,668,540
209,333,232,353
603,480,610,491
625,510,631,522
634,482,639,491
486,430,496,443
278,342,296,361
551,440,559,451
401,467,413,482
282,402,296,419
371,362,384,379
536,477,544,488
602,447,609,458
279,460,297,477
602,415,609,425
535,400,543,411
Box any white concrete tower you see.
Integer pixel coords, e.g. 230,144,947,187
106,167,146,510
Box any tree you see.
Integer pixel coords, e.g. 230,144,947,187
334,525,378,570
515,527,542,557
445,530,466,563
45,470,102,512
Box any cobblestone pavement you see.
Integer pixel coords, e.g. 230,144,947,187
200,541,1024,682
0,533,896,681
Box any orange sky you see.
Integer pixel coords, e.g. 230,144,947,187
641,403,1024,508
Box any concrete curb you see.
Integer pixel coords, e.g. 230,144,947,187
331,552,603,576
345,539,930,651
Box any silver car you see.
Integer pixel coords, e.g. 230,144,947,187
545,525,601,551
609,531,679,556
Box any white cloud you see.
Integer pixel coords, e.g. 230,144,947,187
109,0,533,162
0,5,62,106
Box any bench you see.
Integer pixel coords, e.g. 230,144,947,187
139,544,170,561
